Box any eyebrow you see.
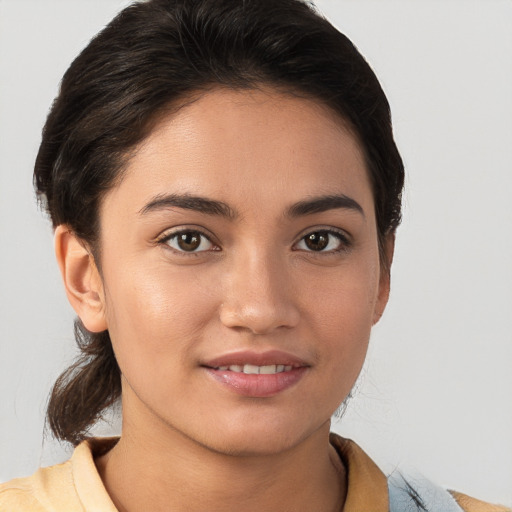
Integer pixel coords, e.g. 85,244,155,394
286,194,365,218
139,193,237,219
139,192,364,219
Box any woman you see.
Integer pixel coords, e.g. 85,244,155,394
0,0,509,510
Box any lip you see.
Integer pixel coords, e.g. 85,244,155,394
202,350,310,398
203,349,309,368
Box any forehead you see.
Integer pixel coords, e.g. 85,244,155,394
104,87,373,217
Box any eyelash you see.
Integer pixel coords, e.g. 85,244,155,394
157,228,219,254
156,227,351,255
293,228,351,254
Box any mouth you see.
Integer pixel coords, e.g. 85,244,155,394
202,350,309,397
211,364,295,374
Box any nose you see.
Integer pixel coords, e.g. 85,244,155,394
219,250,300,335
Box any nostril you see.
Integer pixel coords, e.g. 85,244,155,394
219,258,300,332
219,301,300,334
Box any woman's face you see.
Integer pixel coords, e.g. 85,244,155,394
93,87,390,455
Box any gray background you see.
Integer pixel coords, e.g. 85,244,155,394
1,0,511,505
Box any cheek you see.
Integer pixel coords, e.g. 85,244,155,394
102,259,220,361
303,257,380,377
306,255,379,328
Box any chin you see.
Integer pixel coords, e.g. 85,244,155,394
201,431,303,457
188,410,331,458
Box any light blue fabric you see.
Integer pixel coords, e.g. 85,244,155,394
388,471,464,512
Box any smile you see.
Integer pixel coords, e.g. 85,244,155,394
203,351,309,397
214,364,294,374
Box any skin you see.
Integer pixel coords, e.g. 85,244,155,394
55,87,393,512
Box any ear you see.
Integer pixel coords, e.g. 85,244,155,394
373,233,395,325
54,225,107,333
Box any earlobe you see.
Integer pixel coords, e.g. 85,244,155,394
54,225,107,333
373,233,395,325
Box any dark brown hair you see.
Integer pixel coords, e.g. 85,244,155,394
35,0,404,445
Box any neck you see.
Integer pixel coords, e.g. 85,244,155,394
96,402,346,512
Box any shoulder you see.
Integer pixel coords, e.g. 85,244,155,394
330,432,511,512
450,490,512,512
0,437,119,512
0,481,47,511
0,459,77,511
388,470,511,512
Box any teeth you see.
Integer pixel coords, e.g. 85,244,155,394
243,364,260,374
215,364,294,374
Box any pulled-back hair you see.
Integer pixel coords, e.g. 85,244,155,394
35,0,404,445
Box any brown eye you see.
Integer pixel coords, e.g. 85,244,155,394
164,230,214,252
296,230,347,252
177,232,200,251
305,232,329,251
